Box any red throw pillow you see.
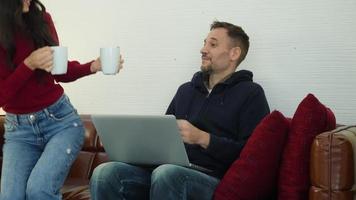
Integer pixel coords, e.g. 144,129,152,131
278,94,336,200
214,110,290,200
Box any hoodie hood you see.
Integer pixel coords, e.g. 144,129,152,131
191,70,254,93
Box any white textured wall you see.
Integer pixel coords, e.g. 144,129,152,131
2,0,355,124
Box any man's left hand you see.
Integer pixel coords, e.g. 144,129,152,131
90,55,124,73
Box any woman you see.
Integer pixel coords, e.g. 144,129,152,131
0,0,123,199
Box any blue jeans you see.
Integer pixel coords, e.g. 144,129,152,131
0,94,85,200
90,162,220,200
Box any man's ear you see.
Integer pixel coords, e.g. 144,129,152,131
230,47,241,62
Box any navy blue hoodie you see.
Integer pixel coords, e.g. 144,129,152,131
166,70,270,178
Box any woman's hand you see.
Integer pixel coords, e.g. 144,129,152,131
90,55,124,73
24,47,54,72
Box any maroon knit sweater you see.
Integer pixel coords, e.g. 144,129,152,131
0,13,94,114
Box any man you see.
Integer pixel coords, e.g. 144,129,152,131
90,21,270,200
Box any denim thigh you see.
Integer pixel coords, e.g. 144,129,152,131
0,94,85,200
1,131,42,200
151,164,220,200
90,162,152,200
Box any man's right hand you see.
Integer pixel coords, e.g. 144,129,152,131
177,119,210,149
24,46,54,72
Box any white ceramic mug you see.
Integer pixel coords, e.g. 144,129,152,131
51,46,68,75
100,47,120,75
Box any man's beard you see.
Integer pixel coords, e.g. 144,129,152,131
200,64,212,74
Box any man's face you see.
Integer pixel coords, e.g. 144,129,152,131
200,28,235,74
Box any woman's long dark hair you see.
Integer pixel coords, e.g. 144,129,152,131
0,0,56,69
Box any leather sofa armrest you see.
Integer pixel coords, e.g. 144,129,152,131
310,126,356,200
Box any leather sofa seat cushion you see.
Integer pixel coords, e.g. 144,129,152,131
309,186,354,200
62,179,90,200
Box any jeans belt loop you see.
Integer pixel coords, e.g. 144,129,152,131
44,108,51,118
16,114,20,125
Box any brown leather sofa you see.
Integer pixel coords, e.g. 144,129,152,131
0,115,355,200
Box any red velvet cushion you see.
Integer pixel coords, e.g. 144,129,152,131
214,110,290,200
278,94,336,200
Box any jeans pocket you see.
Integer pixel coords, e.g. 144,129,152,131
49,110,76,121
48,101,77,122
4,118,18,132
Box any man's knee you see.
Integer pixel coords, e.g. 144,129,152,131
91,162,126,185
92,162,115,180
91,162,136,185
151,164,187,185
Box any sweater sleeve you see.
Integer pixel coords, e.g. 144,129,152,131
53,60,94,83
0,48,34,107
44,12,95,83
205,85,270,164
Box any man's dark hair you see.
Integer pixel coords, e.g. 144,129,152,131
210,21,250,66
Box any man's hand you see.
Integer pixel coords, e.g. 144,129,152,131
90,55,124,73
176,119,210,149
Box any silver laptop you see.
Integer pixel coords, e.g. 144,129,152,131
92,114,211,172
